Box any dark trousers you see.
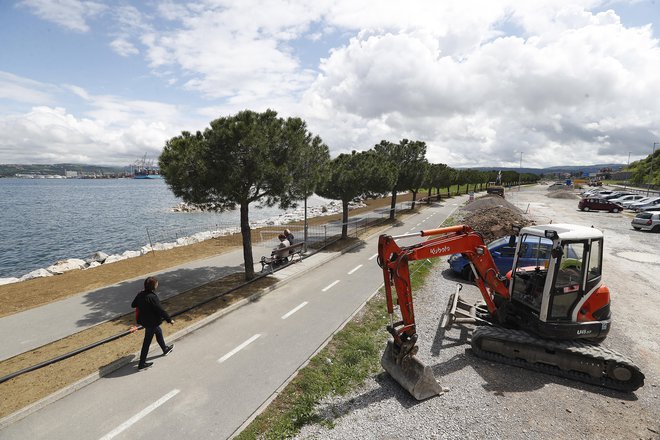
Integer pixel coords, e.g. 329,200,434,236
139,325,167,365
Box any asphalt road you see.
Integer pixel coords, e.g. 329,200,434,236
0,196,467,439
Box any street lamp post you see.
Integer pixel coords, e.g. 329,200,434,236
648,142,658,196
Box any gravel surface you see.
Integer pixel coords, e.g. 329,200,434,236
295,185,660,440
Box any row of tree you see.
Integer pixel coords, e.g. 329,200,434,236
159,109,538,280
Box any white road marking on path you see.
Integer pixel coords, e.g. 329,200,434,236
416,223,421,226
368,253,378,260
99,389,180,440
348,264,363,275
322,280,340,292
282,302,308,320
218,334,261,363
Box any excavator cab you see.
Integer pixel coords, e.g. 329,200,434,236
507,224,611,340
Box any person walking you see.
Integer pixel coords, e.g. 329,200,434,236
132,276,174,370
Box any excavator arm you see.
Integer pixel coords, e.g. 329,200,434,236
378,225,509,348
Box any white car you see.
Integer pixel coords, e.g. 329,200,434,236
630,196,660,212
622,196,650,208
610,194,646,205
631,211,660,232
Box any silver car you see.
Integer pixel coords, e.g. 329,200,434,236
631,211,660,232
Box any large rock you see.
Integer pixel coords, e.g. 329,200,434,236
46,259,87,275
88,251,109,263
103,254,128,264
20,268,53,281
0,277,20,286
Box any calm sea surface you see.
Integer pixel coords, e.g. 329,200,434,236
0,178,327,278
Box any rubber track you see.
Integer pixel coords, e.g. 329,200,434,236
471,326,644,392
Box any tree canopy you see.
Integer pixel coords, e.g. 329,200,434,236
159,109,326,280
317,150,395,238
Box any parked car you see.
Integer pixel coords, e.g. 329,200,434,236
578,197,624,212
603,191,636,200
582,189,613,198
448,235,552,280
610,194,646,205
631,211,660,232
629,196,660,212
622,196,650,208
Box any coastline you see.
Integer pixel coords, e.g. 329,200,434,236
0,199,366,286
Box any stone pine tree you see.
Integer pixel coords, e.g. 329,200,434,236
374,139,428,219
159,109,322,281
288,131,330,244
407,158,429,210
317,150,395,239
425,163,448,202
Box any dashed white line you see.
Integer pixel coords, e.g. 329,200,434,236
368,253,378,260
282,302,308,320
99,389,180,440
218,334,261,363
322,280,340,292
416,223,421,226
348,264,363,275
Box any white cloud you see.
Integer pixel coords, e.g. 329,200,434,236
7,1,660,168
300,3,660,167
18,0,107,33
0,83,199,165
110,38,139,57
0,71,58,105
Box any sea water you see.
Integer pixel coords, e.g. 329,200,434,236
0,178,330,278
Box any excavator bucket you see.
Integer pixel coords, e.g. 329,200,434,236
380,341,444,400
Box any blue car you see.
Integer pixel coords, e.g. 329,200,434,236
448,235,553,280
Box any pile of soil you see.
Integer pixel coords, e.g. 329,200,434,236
460,195,533,242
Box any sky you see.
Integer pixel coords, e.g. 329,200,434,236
1,0,660,169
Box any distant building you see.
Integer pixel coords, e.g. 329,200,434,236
65,170,78,178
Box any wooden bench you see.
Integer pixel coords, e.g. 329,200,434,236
260,242,305,272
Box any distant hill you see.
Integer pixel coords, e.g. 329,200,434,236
468,163,625,176
0,163,129,178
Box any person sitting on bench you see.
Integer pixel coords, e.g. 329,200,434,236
273,233,290,265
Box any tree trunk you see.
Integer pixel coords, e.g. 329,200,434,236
411,190,418,210
389,190,397,220
240,203,255,281
427,187,432,204
341,199,349,238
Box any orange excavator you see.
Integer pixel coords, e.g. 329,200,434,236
377,224,644,400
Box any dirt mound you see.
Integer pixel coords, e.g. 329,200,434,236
460,195,532,242
463,194,523,213
547,190,579,199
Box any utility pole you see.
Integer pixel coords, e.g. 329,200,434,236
518,151,523,191
624,152,630,189
648,142,658,196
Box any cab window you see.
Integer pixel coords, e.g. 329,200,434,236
551,242,584,319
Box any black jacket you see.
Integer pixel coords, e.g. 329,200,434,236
131,290,172,328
